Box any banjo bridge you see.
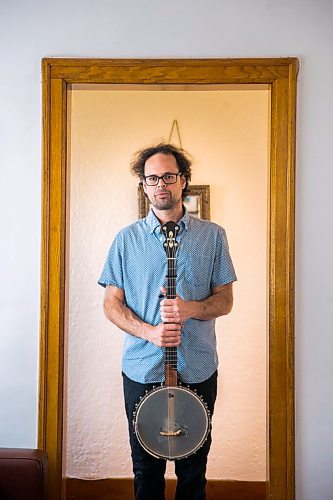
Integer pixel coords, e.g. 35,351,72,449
159,429,183,437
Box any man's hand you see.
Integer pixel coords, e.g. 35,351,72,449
160,283,234,322
146,322,182,347
160,287,192,324
104,286,182,347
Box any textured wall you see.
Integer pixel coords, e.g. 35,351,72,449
66,87,269,480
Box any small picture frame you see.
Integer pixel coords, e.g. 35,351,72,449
138,185,210,220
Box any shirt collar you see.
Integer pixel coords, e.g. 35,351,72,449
145,209,161,234
145,206,191,234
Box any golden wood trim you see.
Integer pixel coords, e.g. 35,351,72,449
38,59,50,451
44,57,298,67
51,64,290,84
39,63,68,500
267,60,297,500
286,60,297,500
39,57,298,500
42,58,299,84
65,477,267,500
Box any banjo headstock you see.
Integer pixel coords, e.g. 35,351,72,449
161,221,180,258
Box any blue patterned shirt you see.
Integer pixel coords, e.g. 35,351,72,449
98,209,237,384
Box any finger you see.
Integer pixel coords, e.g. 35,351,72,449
161,310,175,318
161,299,174,307
162,316,180,325
163,332,181,342
161,341,180,347
163,333,181,341
164,323,182,331
165,340,181,347
164,321,181,327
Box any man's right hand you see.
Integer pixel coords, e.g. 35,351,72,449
145,322,182,347
104,286,182,347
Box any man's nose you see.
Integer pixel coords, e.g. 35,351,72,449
157,176,167,186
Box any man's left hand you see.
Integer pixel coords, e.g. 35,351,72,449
160,287,193,324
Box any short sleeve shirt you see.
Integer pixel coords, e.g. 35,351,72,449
98,209,237,384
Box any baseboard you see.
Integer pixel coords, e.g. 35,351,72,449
65,477,267,500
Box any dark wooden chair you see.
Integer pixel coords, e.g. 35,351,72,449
0,448,48,500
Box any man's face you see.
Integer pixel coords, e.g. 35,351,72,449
142,153,186,211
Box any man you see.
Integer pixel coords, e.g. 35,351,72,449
98,143,236,500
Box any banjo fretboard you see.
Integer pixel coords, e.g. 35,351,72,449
162,222,179,386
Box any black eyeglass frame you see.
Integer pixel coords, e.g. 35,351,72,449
142,172,182,186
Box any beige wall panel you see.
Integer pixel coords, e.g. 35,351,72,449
66,88,269,480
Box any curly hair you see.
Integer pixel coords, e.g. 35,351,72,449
130,143,192,200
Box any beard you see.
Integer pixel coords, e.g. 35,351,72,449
149,190,182,211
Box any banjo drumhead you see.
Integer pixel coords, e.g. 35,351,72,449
134,385,210,460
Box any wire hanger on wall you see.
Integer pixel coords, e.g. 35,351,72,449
168,119,183,149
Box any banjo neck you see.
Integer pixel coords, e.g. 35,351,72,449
162,222,180,388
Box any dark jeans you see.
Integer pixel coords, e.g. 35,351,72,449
122,371,218,500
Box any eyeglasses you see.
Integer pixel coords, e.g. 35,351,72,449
143,173,181,186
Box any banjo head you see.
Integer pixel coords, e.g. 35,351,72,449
133,385,211,460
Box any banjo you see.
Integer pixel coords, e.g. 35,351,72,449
133,221,211,460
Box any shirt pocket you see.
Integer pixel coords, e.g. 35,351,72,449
183,253,211,300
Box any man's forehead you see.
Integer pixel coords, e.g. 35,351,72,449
144,153,179,173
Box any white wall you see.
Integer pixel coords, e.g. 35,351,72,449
0,0,332,499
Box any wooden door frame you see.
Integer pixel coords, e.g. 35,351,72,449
39,57,298,500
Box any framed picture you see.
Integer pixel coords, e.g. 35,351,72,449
138,184,210,220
